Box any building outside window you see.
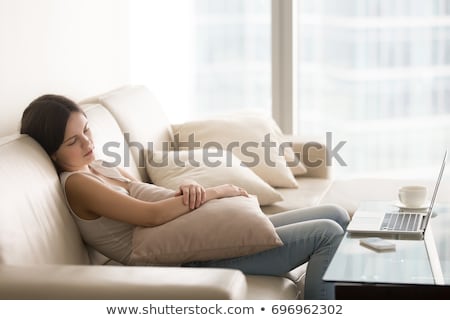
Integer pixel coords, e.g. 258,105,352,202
131,0,450,177
297,0,450,177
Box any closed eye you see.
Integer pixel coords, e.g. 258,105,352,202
66,138,77,146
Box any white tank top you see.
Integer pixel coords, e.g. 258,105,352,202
59,160,135,265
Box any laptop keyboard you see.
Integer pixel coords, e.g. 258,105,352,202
380,213,421,231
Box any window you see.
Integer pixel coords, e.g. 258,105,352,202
131,0,450,177
297,0,450,177
130,0,271,124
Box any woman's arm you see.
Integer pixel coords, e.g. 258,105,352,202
116,168,205,209
64,173,246,227
117,167,139,182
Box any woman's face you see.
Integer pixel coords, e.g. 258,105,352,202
51,111,95,172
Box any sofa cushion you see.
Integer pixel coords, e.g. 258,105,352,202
129,181,283,266
262,177,333,215
146,149,283,205
245,275,299,299
171,114,304,188
0,135,89,265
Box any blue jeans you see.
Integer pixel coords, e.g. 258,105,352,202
184,204,350,299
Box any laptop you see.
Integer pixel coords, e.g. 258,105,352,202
347,150,447,239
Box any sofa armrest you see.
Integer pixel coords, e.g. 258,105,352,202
0,264,247,300
283,135,330,179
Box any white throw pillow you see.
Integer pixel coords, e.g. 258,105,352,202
171,114,306,187
146,149,283,206
267,116,308,177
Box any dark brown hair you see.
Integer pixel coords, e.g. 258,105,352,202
20,94,85,156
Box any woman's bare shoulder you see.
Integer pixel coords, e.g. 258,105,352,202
63,173,106,219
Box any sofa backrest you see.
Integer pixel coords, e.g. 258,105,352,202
0,86,170,265
83,85,173,182
81,103,141,182
0,134,90,265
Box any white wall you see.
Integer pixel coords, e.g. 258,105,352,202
0,0,130,136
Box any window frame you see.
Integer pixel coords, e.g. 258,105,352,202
271,0,297,134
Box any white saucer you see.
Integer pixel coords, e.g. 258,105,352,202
393,201,430,211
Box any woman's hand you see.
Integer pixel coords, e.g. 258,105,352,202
175,180,206,209
214,184,249,199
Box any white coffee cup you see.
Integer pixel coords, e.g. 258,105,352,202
398,185,427,208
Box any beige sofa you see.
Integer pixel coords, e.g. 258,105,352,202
0,85,333,299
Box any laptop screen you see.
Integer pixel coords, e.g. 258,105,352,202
422,150,447,231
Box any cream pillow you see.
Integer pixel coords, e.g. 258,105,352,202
128,182,283,266
171,114,306,188
267,116,308,177
146,149,283,206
